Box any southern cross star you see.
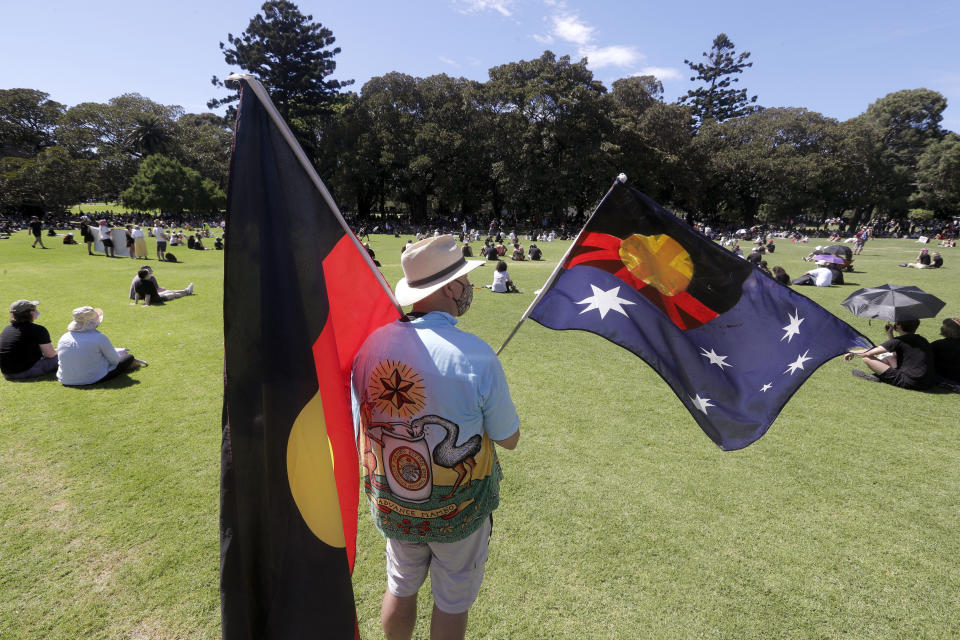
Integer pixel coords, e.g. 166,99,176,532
576,284,635,319
784,350,812,375
689,393,715,415
781,309,804,343
760,382,773,392
700,347,732,370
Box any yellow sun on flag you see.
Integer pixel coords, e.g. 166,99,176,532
618,233,694,296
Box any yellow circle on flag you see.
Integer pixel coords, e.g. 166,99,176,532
619,233,693,296
287,392,345,548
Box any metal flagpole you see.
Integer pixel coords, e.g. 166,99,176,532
495,173,628,356
226,73,404,315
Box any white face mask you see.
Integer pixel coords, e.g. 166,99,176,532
34,311,39,320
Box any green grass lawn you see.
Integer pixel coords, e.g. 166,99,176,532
1,228,958,639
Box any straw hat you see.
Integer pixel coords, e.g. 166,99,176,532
394,235,484,306
68,306,104,332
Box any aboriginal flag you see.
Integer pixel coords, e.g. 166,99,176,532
528,181,870,450
221,76,400,639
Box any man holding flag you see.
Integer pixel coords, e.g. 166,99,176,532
351,235,520,640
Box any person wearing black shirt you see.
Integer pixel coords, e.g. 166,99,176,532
931,317,960,383
131,269,194,306
29,216,46,249
844,319,935,389
0,300,58,380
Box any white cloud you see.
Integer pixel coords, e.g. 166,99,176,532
552,14,594,45
580,45,640,69
439,56,460,67
533,7,639,70
457,0,514,16
632,66,682,81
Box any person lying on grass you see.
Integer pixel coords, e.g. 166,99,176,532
130,268,194,307
844,319,936,390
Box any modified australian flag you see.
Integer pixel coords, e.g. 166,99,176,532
529,181,871,450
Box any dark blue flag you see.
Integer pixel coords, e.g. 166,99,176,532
528,182,871,450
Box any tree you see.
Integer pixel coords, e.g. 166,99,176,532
121,154,224,215
680,33,758,125
604,76,697,210
58,94,183,200
914,133,960,216
209,0,352,160
128,112,174,157
485,51,610,221
694,108,845,226
0,89,65,158
862,89,946,168
172,113,234,189
0,147,93,214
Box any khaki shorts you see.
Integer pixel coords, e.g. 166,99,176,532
385,516,492,614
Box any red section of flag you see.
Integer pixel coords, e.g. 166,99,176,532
566,231,718,329
313,234,400,570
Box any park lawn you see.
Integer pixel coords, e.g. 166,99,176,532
1,228,959,639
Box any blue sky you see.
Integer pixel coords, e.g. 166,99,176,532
2,0,959,131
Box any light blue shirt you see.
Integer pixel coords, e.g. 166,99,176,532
56,330,120,385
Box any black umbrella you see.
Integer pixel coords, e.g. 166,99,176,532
821,244,853,259
841,284,945,321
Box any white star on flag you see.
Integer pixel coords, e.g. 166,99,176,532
784,350,812,375
576,284,635,319
689,393,715,415
700,347,732,370
760,383,772,392
781,309,804,342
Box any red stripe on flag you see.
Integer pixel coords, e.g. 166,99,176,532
313,235,400,570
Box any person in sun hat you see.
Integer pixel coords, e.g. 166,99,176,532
0,300,58,380
351,234,520,640
55,306,141,386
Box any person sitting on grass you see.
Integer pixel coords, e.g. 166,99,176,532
844,319,936,390
62,233,77,245
131,268,194,306
486,260,519,293
902,248,932,268
511,243,525,261
528,244,542,261
772,266,791,285
931,317,960,384
56,306,142,386
0,300,58,381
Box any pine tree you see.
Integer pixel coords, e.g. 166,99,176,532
680,33,758,125
208,1,352,127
